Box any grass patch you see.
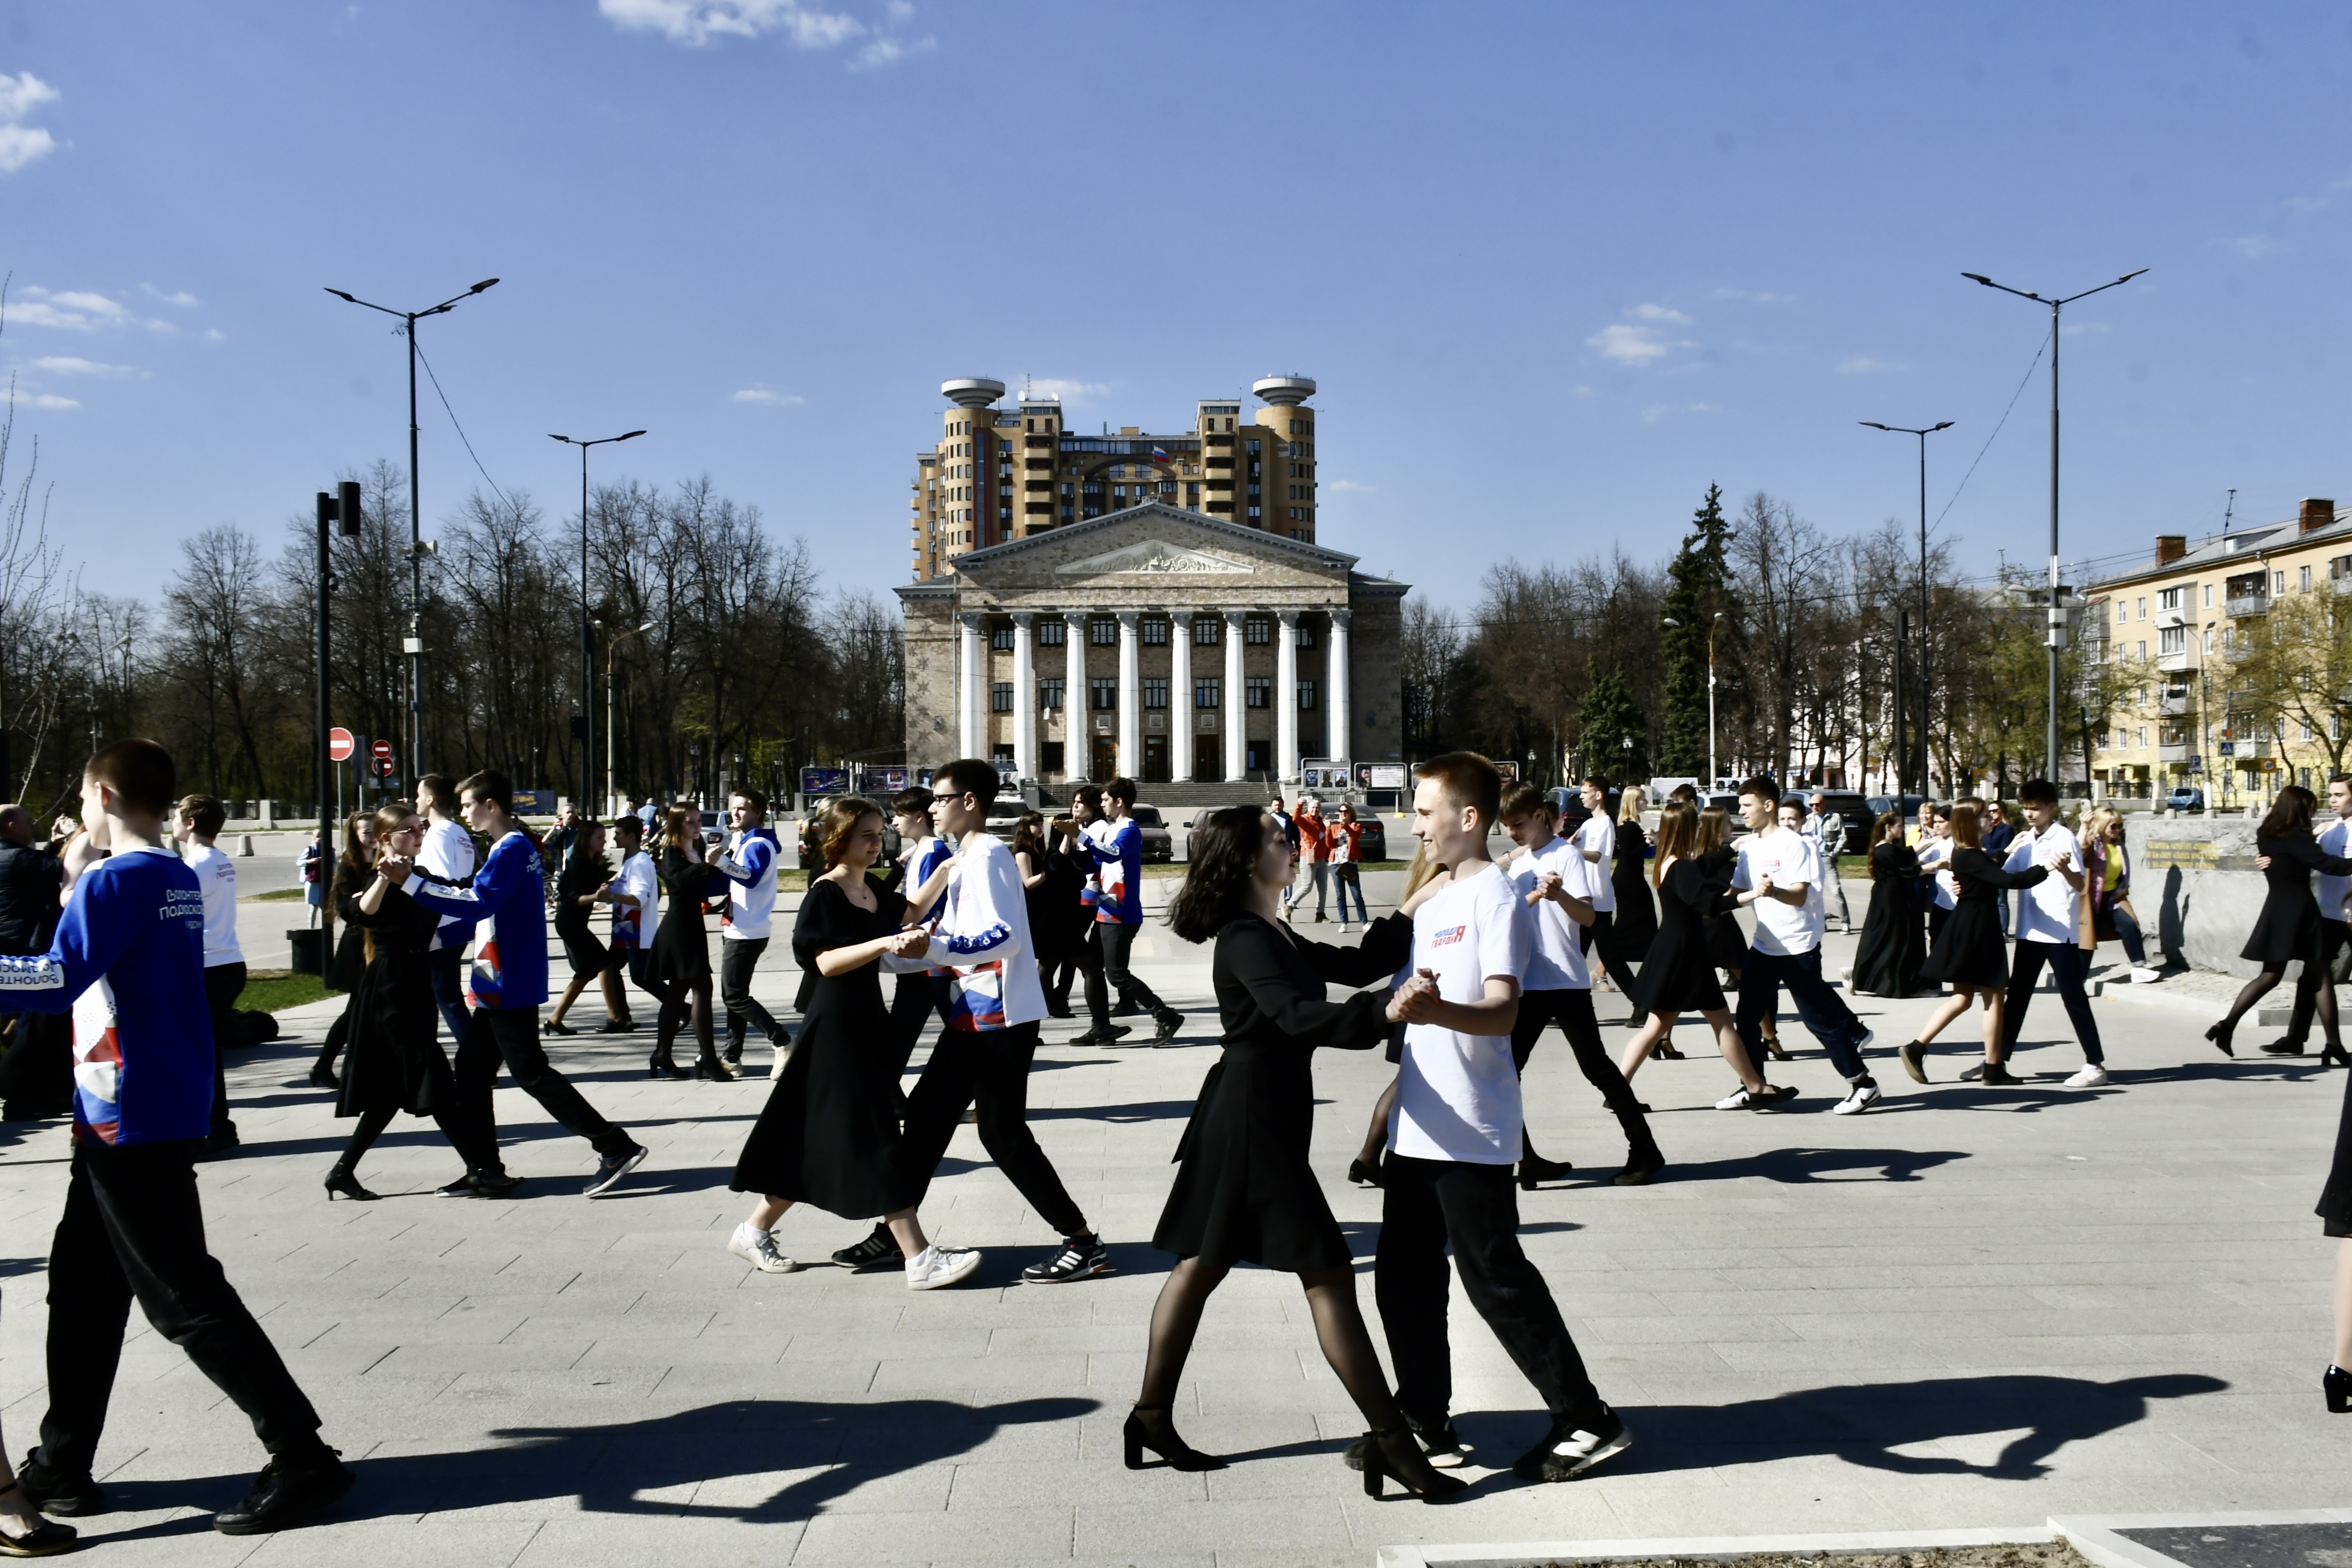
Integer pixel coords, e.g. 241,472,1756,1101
238,968,339,1012
241,887,308,903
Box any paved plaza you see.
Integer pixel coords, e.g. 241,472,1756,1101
2,885,2349,1566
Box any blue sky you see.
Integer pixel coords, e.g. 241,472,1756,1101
4,2,2350,610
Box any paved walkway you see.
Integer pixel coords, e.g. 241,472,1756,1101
0,913,2348,1566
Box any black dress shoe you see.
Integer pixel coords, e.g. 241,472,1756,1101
306,1061,340,1090
543,1018,576,1037
1517,1153,1574,1190
12,1456,102,1517
1612,1154,1664,1186
598,1018,636,1034
830,1222,900,1272
2259,1039,2308,1057
212,1448,354,1535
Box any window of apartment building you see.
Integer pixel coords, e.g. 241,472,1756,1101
2159,586,2183,611
1246,676,1271,709
2136,641,2147,662
2136,597,2146,619
1038,677,1064,710
2203,629,2214,654
2303,565,2315,592
990,682,1013,713
1245,616,1272,645
1245,439,1260,455
1247,505,1262,521
1290,529,1307,540
1141,616,1168,646
2138,727,2148,749
1297,680,1316,710
2204,583,2214,607
990,624,1015,651
2276,570,2288,596
1195,677,1220,709
1090,678,1117,711
2335,714,2345,742
1193,616,1219,646
1090,617,1116,646
2303,719,2316,742
2114,600,2126,624
2160,627,2186,655
1038,619,1064,647
1186,482,1201,499
1143,678,1168,710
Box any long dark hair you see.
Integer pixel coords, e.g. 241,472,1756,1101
1650,801,1696,886
1167,805,1272,944
1867,810,1904,878
2260,783,2318,840
339,807,375,874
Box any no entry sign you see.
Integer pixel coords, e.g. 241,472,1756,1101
371,738,395,777
329,727,354,762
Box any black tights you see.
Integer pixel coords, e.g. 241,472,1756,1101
655,976,717,1065
1138,1256,1401,1429
333,1103,493,1175
2221,963,2340,1047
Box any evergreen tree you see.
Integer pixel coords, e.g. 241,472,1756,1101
1575,654,1647,783
1657,484,1744,780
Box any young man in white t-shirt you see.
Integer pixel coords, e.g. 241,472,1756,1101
1731,777,1882,1115
174,794,245,1156
416,773,479,1045
1376,752,1631,1484
1501,784,1662,1188
1570,776,1641,997
1995,778,2108,1088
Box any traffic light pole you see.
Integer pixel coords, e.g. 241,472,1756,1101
318,482,359,962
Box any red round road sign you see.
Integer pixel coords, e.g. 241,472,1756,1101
329,727,355,762
370,738,393,764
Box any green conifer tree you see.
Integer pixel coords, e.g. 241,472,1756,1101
1575,655,1647,783
1657,484,1744,779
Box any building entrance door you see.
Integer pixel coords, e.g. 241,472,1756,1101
1091,736,1119,781
1142,735,1168,783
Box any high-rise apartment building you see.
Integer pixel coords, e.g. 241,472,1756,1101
909,375,1320,581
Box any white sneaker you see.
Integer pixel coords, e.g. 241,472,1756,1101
1714,1083,1795,1111
906,1244,982,1291
727,1223,801,1274
2064,1063,2111,1088
1832,1081,1883,1115
1853,1028,1876,1054
2129,967,2160,984
1338,922,1353,934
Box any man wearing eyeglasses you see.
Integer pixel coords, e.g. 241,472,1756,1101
890,758,1109,1284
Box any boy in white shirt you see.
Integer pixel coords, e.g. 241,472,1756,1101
174,794,245,1156
1731,777,1882,1115
1996,778,2108,1088
1500,784,1662,1188
1570,776,1641,997
1376,752,1631,1484
416,773,478,1045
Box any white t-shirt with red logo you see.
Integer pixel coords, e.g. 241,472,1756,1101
1390,861,1532,1166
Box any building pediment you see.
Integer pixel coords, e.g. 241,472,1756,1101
1054,538,1254,577
947,502,1358,586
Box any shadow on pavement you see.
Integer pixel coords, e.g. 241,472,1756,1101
1659,1145,1970,1184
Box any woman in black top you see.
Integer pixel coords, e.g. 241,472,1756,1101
546,819,632,1037
322,802,500,1200
1600,791,1658,1024
1132,806,1462,1503
1898,802,2049,1084
308,809,377,1089
2208,784,2352,1061
650,804,730,1080
1852,812,1934,998
1615,802,1791,1106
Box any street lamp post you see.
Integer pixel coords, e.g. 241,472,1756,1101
605,620,655,817
551,431,646,814
324,277,500,790
1707,610,1725,786
1860,420,1952,798
1963,267,2147,784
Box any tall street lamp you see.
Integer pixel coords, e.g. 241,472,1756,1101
605,619,656,817
1860,419,1953,798
324,277,500,790
1963,266,2147,783
551,430,646,813
1662,610,1728,786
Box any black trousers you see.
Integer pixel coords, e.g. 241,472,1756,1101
1577,912,1643,1000
888,973,940,1089
895,1020,1087,1237
2001,940,2105,1063
455,1004,635,1167
36,1138,325,1477
1510,987,1659,1160
427,945,471,1044
720,936,784,1055
1736,945,1870,1078
0,1009,72,1118
2285,917,2351,1045
1086,922,1169,1028
1374,1153,1602,1429
203,961,245,1137
1044,946,1081,1013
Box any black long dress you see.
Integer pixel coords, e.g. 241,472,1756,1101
2242,834,2352,969
1919,847,2047,990
1604,819,1659,961
334,880,457,1119
732,877,911,1218
555,853,610,977
1629,846,1738,1016
652,845,713,986
323,859,371,992
1853,842,1932,998
1154,912,1411,1270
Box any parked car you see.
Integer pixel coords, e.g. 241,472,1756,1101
2165,786,2205,813
1808,791,1874,855
1129,804,1173,862
1866,793,1928,824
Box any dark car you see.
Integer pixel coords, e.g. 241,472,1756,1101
1129,804,1173,863
1350,814,1388,862
1806,791,1874,855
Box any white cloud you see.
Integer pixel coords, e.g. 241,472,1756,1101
204,328,226,342
731,385,804,405
1325,479,1376,493
1837,356,1905,375
31,355,143,378
851,32,933,69
6,287,134,331
1712,287,1794,304
0,71,56,121
1589,323,1673,365
1629,302,1691,324
0,71,57,174
2227,234,2278,259
20,392,78,410
1024,377,1109,405
140,284,198,307
600,0,863,48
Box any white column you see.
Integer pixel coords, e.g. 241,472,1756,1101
1064,610,1088,779
1224,608,1247,782
1277,609,1301,782
1011,612,1036,781
958,612,982,759
1328,608,1352,766
1116,610,1142,779
1169,611,1194,782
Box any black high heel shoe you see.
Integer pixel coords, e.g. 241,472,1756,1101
324,1164,379,1202
648,1053,686,1080
2326,1364,2351,1413
2322,1044,2351,1069
2206,1021,2235,1058
545,1018,575,1037
1123,1405,1225,1471
1360,1426,1468,1502
1653,1041,1685,1060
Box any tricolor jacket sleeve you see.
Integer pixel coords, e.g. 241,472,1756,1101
0,869,139,1012
712,833,775,885
920,845,1025,971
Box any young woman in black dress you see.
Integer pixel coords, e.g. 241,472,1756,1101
1601,789,1658,1027
2207,784,2352,1061
308,809,377,1089
1615,802,1791,1106
726,797,976,1287
1851,811,1931,998
1896,802,2049,1085
322,802,501,1200
546,819,633,1037
1137,805,1465,1503
651,804,732,1080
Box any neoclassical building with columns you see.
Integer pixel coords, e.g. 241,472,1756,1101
897,501,1407,789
